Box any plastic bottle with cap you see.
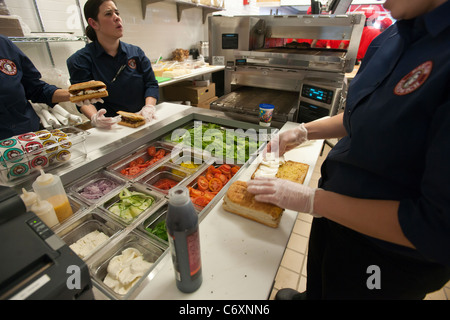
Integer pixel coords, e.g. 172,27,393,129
20,188,38,212
166,186,202,293
31,197,59,228
32,169,73,223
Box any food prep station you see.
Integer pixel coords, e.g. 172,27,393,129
2,103,324,300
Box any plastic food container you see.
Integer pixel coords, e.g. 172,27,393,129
88,231,167,300
100,184,163,226
57,210,123,260
0,126,88,185
70,170,126,206
137,164,189,194
106,142,173,181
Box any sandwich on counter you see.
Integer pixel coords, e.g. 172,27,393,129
222,153,309,228
116,111,146,128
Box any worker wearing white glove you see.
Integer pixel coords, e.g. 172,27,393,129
90,108,121,129
267,122,308,156
246,177,321,217
138,104,157,121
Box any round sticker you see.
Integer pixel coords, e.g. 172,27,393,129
128,58,137,69
3,148,25,163
24,141,43,154
394,61,432,96
18,133,37,141
9,163,29,177
0,59,17,76
0,138,17,148
30,155,48,169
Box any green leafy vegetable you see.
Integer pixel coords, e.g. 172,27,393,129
146,220,168,241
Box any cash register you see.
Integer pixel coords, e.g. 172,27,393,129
0,186,94,300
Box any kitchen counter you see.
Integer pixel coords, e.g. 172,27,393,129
157,65,225,87
82,104,324,300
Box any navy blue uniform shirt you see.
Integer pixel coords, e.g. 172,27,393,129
319,1,450,266
0,35,58,140
67,41,159,117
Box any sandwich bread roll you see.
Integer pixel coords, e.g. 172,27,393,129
69,80,108,103
222,180,284,228
251,153,309,184
116,111,146,128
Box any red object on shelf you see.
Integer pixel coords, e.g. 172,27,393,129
243,0,249,5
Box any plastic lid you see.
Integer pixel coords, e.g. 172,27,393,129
20,188,38,205
168,186,190,206
31,197,53,214
35,169,54,186
259,103,274,109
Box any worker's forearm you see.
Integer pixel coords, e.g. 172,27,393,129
80,104,98,120
51,89,70,103
304,113,347,140
313,189,415,249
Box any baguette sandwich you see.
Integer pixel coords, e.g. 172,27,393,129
116,111,146,128
222,180,284,228
69,80,108,103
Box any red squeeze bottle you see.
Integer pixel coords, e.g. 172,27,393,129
166,186,202,293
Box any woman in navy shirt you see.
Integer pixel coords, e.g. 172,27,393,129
248,0,450,299
0,35,70,140
67,0,159,129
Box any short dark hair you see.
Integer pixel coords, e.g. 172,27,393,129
84,0,117,41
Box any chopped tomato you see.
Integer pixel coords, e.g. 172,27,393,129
155,149,166,159
197,176,209,191
207,165,221,176
214,173,228,184
231,166,239,175
218,164,231,175
147,146,156,156
205,173,214,181
208,178,223,192
193,196,209,207
188,187,204,198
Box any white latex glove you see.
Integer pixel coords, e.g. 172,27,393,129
75,98,104,107
267,123,308,156
138,105,157,121
246,177,320,216
90,108,121,129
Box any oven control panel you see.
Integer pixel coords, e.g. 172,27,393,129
301,84,334,105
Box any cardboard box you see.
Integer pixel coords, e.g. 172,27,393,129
163,82,215,104
0,16,24,37
193,96,218,109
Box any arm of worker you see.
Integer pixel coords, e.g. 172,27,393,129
247,178,413,248
51,89,71,103
267,113,346,155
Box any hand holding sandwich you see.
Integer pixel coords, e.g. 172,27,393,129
138,104,157,121
91,108,121,129
247,177,320,216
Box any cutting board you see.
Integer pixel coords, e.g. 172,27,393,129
156,76,171,83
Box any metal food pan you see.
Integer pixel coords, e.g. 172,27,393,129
185,161,242,214
165,147,208,173
139,203,169,246
106,141,173,181
88,230,167,300
137,165,188,195
57,210,123,260
100,183,164,227
70,170,126,206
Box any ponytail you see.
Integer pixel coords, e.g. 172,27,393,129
85,25,97,42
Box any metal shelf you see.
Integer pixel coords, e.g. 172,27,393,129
10,35,88,43
141,0,223,23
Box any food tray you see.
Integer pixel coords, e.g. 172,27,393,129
139,203,169,246
0,126,88,185
106,141,173,181
162,121,264,164
166,147,208,173
137,163,190,194
88,230,167,300
100,183,164,226
56,210,124,261
70,170,126,206
186,161,241,213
